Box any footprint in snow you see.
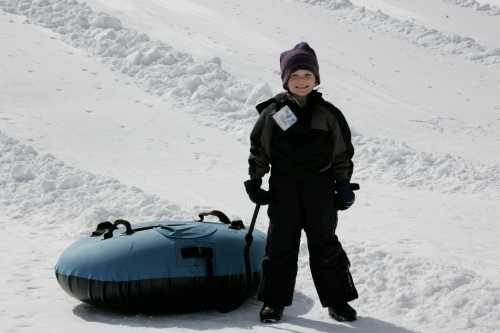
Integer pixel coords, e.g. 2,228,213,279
26,286,41,291
12,314,26,319
15,323,32,328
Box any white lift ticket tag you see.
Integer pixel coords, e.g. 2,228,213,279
272,106,297,131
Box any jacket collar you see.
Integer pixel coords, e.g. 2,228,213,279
255,90,323,114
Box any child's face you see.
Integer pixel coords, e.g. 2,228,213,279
287,69,317,97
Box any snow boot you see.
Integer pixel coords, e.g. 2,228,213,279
260,305,284,323
328,302,357,322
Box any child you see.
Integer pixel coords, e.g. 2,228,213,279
244,42,358,323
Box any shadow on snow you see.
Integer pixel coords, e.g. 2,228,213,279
72,291,418,333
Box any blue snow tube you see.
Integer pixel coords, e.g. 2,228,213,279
55,210,266,313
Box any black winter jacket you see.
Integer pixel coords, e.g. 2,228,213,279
248,90,354,182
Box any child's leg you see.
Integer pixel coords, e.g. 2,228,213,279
258,176,302,307
302,173,358,306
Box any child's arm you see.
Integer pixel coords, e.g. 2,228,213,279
248,112,271,180
329,108,354,184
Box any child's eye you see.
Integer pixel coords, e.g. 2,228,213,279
290,74,312,80
291,74,313,80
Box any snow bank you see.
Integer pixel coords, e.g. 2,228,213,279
344,242,500,333
2,0,499,199
353,135,500,197
444,0,500,16
0,0,272,135
298,0,500,65
0,130,185,235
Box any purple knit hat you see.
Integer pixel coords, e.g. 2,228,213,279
280,42,320,89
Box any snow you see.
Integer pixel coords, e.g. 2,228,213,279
1,0,500,332
298,0,500,64
444,0,500,15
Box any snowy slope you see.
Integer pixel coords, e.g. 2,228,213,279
71,0,500,166
1,0,500,332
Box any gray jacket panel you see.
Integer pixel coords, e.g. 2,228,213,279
248,92,354,182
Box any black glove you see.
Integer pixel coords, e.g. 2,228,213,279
334,182,355,210
244,178,270,205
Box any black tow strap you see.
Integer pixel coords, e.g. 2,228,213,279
243,204,261,295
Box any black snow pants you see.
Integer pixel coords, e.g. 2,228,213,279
257,171,358,307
